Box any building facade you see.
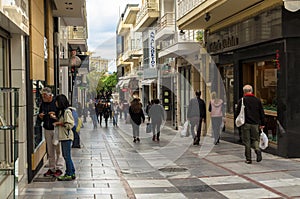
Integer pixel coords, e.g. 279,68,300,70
177,0,300,157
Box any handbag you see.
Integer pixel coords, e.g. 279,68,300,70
146,123,152,133
235,98,245,127
259,129,269,149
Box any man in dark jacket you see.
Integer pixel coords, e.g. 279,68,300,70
37,87,63,177
187,91,206,145
236,84,265,164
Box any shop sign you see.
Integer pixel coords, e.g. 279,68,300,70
149,30,156,68
208,36,239,52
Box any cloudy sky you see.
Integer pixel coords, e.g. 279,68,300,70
86,0,140,61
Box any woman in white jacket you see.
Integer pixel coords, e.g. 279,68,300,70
209,92,225,145
52,94,76,181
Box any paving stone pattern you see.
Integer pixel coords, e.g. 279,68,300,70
18,117,300,199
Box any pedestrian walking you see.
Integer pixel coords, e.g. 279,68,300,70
187,90,206,145
148,99,165,141
88,99,97,129
208,92,225,145
96,100,104,126
112,102,119,126
236,84,265,164
123,100,130,121
103,102,111,127
37,87,63,177
129,98,145,143
145,100,153,121
52,94,76,180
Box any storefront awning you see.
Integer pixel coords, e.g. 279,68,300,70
141,79,156,86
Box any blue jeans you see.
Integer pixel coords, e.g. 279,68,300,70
61,140,75,176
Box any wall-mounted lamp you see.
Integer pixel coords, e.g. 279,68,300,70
205,12,211,22
179,30,185,35
283,0,300,12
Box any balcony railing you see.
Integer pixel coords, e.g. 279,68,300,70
68,26,87,40
157,12,175,32
177,0,207,19
160,30,199,50
136,1,159,25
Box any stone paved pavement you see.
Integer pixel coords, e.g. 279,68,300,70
19,117,300,199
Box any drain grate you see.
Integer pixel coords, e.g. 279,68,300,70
32,177,56,182
158,167,188,172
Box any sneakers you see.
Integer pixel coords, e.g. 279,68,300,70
43,169,54,177
53,169,63,177
57,174,76,181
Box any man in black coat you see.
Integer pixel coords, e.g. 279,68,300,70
187,90,206,145
236,84,265,164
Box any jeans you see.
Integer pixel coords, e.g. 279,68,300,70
113,114,118,125
131,122,140,138
72,129,80,147
61,140,75,176
241,123,260,161
91,114,97,128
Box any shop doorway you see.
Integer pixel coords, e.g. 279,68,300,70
242,60,278,143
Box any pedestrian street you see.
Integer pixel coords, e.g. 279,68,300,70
19,118,300,199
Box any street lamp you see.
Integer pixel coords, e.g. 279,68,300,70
283,0,300,12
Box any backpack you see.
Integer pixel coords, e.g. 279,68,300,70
70,108,82,133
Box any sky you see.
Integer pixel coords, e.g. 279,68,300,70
86,0,140,62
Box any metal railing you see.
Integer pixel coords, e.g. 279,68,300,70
136,1,159,25
157,12,175,32
68,26,87,40
177,0,207,19
160,30,199,50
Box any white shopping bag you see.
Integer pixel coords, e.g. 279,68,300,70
259,129,269,150
52,127,59,145
181,121,190,137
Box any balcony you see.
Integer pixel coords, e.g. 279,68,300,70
177,0,266,30
116,54,131,68
123,5,140,24
158,30,200,58
122,35,143,62
155,12,175,41
68,26,88,52
117,20,131,35
52,0,87,26
135,1,159,32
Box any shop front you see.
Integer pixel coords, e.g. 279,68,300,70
206,6,300,157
